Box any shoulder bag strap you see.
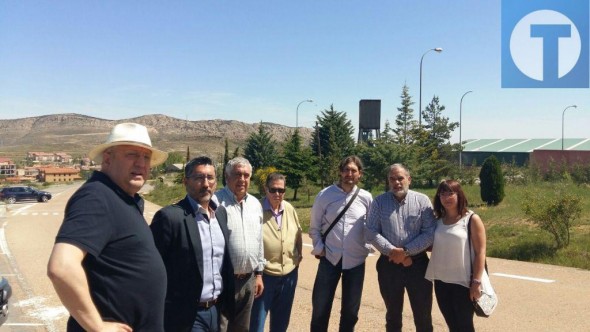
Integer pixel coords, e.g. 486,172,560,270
321,187,361,243
467,213,488,278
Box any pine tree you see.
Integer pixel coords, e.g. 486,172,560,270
311,105,355,158
244,122,278,170
311,105,355,185
393,84,417,145
222,138,230,186
279,129,314,200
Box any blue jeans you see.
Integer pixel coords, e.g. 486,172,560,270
192,304,220,332
376,254,433,332
310,257,365,332
250,268,298,332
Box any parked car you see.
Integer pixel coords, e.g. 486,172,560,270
0,277,11,326
0,186,52,204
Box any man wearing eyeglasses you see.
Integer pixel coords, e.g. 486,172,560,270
366,163,436,332
249,172,302,332
151,156,235,332
214,157,264,332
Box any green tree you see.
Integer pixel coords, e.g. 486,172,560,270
522,187,582,248
279,129,314,200
311,105,355,159
413,96,459,186
244,123,278,170
311,105,355,185
393,84,417,145
355,140,413,191
222,138,230,186
380,120,396,144
479,155,505,205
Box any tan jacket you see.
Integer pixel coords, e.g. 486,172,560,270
261,199,303,276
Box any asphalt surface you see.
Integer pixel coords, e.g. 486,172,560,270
0,182,589,331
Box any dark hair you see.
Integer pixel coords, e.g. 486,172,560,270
339,155,364,173
433,179,469,218
265,172,286,187
185,156,215,178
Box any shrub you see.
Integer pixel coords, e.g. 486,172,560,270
522,188,582,249
479,155,505,205
253,166,279,195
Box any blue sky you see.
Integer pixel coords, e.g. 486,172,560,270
1,1,589,142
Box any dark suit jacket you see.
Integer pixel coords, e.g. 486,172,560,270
150,197,235,332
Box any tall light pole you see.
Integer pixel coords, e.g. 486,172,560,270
296,99,313,129
419,47,443,126
459,90,473,172
562,105,577,150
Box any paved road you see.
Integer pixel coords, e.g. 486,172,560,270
1,183,589,331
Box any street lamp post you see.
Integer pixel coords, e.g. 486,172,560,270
419,47,443,126
562,105,577,150
296,99,313,129
459,90,473,172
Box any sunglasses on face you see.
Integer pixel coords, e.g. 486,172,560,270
268,188,286,194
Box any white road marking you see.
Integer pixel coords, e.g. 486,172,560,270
3,323,46,326
9,204,35,216
492,272,555,283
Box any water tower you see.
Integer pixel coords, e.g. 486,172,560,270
358,99,381,143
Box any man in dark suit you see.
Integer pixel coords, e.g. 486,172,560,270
151,156,234,332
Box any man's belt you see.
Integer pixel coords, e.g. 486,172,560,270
197,298,218,309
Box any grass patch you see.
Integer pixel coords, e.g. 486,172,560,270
145,179,590,270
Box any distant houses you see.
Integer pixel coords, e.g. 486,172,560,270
0,158,17,177
0,152,86,184
27,152,74,163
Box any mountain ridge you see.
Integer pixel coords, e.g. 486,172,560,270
0,113,312,160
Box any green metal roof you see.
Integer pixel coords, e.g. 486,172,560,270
463,138,590,152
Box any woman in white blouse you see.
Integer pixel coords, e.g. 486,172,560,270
425,180,487,332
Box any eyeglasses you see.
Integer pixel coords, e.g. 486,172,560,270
188,174,216,183
268,188,286,194
439,192,456,198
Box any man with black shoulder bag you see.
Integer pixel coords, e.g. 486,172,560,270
309,156,373,332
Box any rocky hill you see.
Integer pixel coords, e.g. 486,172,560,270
0,113,312,160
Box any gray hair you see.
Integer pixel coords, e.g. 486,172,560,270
224,157,252,177
265,172,286,187
388,163,410,177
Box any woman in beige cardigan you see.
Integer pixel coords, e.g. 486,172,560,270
249,172,303,332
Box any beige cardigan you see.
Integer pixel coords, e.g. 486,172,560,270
261,199,303,276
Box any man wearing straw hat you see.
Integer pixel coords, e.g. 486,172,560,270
48,123,169,332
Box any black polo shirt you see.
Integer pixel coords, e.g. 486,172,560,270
56,171,166,331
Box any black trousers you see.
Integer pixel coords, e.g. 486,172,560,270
434,280,475,332
376,254,433,332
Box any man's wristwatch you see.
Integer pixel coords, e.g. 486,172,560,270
254,271,263,276
402,247,411,257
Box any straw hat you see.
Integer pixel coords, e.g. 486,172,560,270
88,123,168,167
